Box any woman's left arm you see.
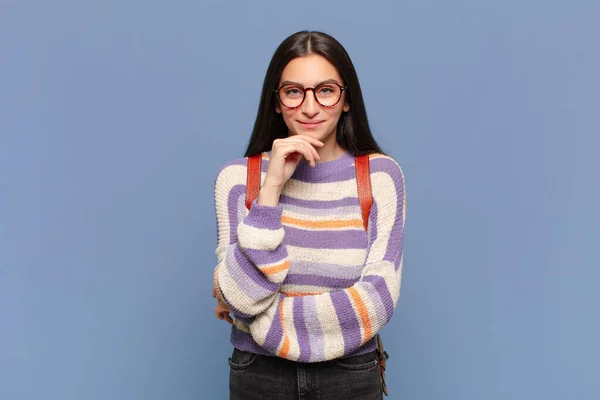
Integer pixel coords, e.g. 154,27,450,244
249,157,406,363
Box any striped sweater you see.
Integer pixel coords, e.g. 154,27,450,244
213,149,406,363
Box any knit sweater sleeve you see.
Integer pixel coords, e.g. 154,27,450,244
248,156,406,362
213,158,290,318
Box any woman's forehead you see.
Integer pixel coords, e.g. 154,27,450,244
279,54,343,85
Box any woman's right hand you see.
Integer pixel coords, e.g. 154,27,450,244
262,135,324,190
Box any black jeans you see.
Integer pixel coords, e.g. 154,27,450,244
229,348,383,400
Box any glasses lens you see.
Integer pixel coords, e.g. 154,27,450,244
278,85,304,108
314,84,342,107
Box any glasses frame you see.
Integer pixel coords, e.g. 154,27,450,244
273,82,348,109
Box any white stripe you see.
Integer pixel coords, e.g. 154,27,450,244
250,297,281,347
287,246,367,267
315,294,345,360
365,171,399,263
284,178,357,201
237,223,285,251
263,268,288,284
280,284,332,294
215,164,247,249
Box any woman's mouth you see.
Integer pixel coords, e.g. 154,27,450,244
298,120,325,129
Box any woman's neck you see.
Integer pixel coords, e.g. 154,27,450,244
315,132,345,163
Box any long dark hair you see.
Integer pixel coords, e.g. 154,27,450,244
244,30,386,157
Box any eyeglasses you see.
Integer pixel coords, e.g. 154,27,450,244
274,82,348,109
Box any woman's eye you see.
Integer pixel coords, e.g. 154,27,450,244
285,88,303,96
318,87,334,94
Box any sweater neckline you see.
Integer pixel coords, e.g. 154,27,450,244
266,149,354,182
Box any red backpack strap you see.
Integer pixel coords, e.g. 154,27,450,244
245,154,262,210
355,154,373,232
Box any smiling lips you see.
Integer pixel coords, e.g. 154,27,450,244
298,120,325,129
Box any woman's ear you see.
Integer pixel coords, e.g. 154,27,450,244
343,102,350,112
275,103,282,114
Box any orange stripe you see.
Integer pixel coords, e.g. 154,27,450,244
282,291,323,297
260,260,290,275
348,287,372,344
277,299,290,358
281,216,363,229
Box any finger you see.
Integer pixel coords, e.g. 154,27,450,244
216,302,230,313
285,137,321,161
212,286,216,298
217,310,232,323
219,302,231,313
277,143,311,167
303,141,320,165
282,142,316,167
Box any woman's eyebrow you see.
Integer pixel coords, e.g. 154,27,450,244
279,78,342,87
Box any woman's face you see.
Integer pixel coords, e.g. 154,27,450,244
275,54,350,145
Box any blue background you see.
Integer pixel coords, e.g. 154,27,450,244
1,0,598,399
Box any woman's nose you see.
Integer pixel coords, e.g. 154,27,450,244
301,89,320,116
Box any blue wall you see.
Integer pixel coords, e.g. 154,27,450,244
1,1,598,398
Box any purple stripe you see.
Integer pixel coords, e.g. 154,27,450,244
263,294,285,353
368,158,405,262
344,337,378,357
226,185,245,245
234,315,255,325
225,302,252,319
368,200,379,245
224,249,277,302
362,281,388,328
289,261,363,279
244,201,283,229
291,168,356,183
303,296,324,361
362,199,379,265
330,290,361,354
232,247,281,292
293,298,311,362
230,324,275,356
394,252,403,271
285,273,357,289
279,195,358,209
261,156,268,172
362,275,394,322
369,156,397,174
383,193,405,262
284,226,367,249
384,218,404,262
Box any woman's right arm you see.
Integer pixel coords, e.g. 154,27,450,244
212,136,323,318
212,161,289,319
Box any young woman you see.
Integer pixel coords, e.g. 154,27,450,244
211,30,406,399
